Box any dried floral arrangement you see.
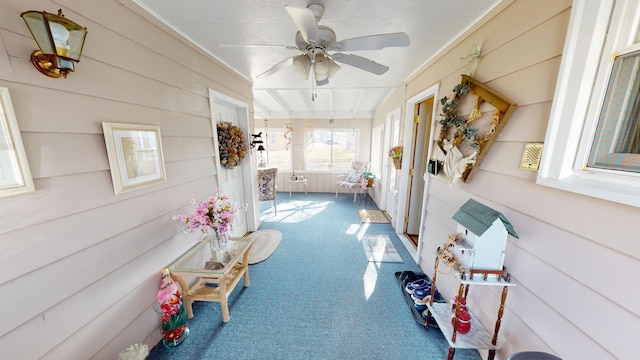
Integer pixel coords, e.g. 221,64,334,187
217,122,247,169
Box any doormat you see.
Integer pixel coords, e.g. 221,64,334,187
358,209,391,224
362,235,403,263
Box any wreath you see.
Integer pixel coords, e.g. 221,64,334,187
217,122,247,169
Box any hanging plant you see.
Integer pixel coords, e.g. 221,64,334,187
217,122,247,169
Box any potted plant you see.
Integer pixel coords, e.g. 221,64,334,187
362,171,376,186
388,146,402,169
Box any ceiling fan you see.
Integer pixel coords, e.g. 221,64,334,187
225,1,410,86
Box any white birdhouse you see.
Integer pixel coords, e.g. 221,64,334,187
450,199,518,272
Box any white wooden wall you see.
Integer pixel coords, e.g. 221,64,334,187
373,1,640,359
0,0,253,358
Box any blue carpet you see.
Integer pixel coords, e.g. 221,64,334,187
147,192,481,360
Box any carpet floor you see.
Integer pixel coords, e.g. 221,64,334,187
147,192,481,360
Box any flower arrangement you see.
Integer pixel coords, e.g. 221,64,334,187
361,171,376,180
172,188,238,241
388,146,402,160
360,171,376,188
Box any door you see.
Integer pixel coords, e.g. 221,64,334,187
209,90,252,236
405,98,433,246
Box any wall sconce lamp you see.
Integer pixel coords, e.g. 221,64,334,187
21,9,88,78
251,132,264,150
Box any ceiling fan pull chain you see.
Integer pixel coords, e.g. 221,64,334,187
311,71,317,101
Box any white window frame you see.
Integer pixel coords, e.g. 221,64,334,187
303,127,360,171
538,0,640,208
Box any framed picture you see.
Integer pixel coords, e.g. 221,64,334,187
0,87,35,198
102,122,166,195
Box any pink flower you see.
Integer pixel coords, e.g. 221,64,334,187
173,189,238,240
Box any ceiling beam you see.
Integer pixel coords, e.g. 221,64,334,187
263,90,291,118
350,88,366,118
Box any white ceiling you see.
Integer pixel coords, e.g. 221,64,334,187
133,0,500,120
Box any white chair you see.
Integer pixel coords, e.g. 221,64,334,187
336,161,369,202
258,168,277,215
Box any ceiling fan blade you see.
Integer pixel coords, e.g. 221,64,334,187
330,32,410,52
316,78,329,86
330,53,389,75
256,57,294,79
284,5,318,43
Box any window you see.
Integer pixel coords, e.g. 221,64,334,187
304,128,359,171
538,0,640,207
255,127,291,170
587,50,640,172
371,124,384,179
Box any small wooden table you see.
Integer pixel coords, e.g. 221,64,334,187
168,237,254,322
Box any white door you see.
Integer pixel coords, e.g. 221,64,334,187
209,90,253,236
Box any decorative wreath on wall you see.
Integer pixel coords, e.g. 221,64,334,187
217,122,247,169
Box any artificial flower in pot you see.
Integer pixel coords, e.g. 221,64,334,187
388,145,403,169
172,188,238,251
361,170,376,186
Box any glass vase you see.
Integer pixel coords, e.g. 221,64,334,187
205,229,229,252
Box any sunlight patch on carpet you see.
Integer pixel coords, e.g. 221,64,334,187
358,209,391,223
362,234,403,263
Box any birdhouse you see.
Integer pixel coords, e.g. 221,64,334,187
450,199,518,272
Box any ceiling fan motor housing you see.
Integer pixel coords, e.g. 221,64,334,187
295,25,336,52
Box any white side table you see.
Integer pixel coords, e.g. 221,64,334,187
289,178,308,197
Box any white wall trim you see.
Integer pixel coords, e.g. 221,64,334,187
397,83,440,263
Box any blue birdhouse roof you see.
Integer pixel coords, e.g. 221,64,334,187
452,199,519,239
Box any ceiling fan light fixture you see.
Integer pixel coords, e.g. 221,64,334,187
293,54,311,79
314,54,339,80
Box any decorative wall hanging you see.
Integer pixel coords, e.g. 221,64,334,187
461,44,482,78
435,75,517,184
217,122,247,169
283,123,293,150
102,122,167,195
0,87,35,198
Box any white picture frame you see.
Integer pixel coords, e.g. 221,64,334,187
0,87,35,198
102,122,166,195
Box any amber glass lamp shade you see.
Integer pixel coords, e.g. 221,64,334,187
21,9,88,78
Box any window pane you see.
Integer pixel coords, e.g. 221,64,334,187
305,129,332,170
257,128,291,170
332,129,358,171
587,50,640,172
304,128,357,171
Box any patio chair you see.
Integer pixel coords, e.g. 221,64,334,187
258,167,278,215
336,161,369,203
